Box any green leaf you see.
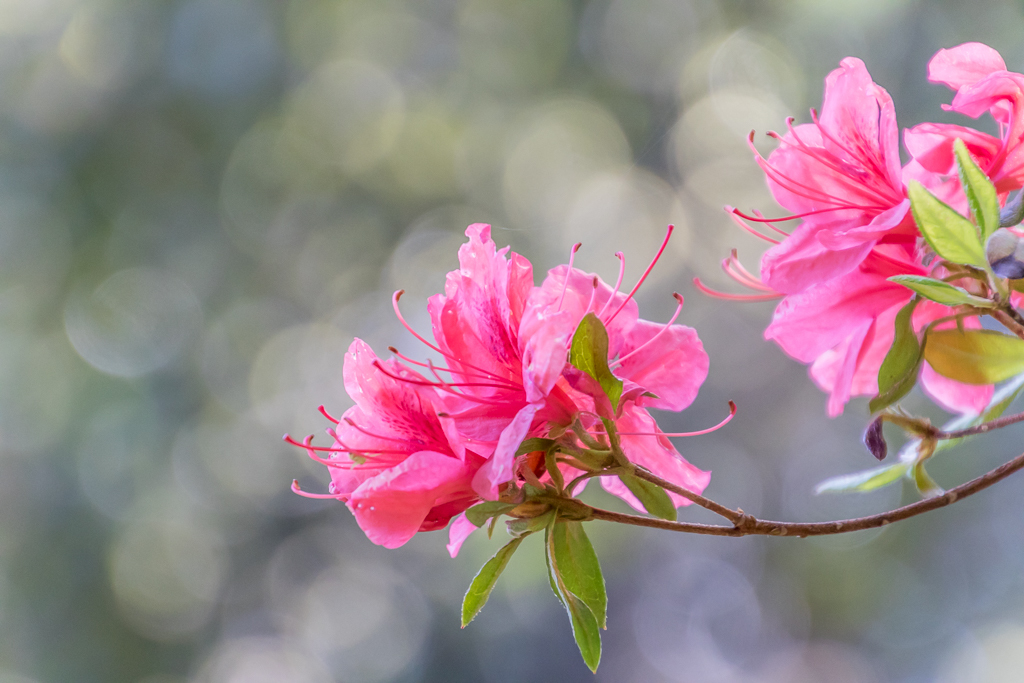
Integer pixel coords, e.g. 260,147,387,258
934,371,1024,454
923,329,1024,384
461,536,524,627
544,446,565,491
549,520,607,627
545,521,603,672
516,438,556,456
569,312,623,411
815,462,910,494
506,509,555,538
954,138,1000,240
908,181,988,268
912,460,944,498
870,298,922,413
887,275,995,308
618,471,677,520
465,501,518,528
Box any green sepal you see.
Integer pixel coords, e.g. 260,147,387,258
923,329,1024,384
618,471,677,520
954,138,1000,240
544,446,565,492
516,438,556,456
461,536,524,627
908,180,988,269
465,501,519,528
887,275,994,308
870,298,922,413
507,509,555,538
569,312,624,411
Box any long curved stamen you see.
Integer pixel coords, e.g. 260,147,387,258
585,276,600,313
388,346,511,385
693,277,782,302
318,405,341,424
597,252,626,318
338,420,409,445
749,209,790,237
612,293,684,368
606,225,673,324
292,480,345,500
723,251,775,292
726,206,780,244
371,360,509,406
392,290,520,386
557,242,583,311
283,434,409,456
617,401,737,437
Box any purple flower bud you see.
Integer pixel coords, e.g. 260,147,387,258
863,416,887,461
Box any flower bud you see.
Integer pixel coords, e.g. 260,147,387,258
986,228,1024,279
863,416,887,461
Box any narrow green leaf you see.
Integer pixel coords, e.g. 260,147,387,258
506,509,555,538
549,520,607,627
923,329,1024,384
618,471,677,520
516,438,556,456
815,462,910,494
887,275,994,308
870,298,922,413
954,138,1000,240
461,536,524,627
908,181,988,268
569,312,623,411
936,371,1024,454
465,501,518,528
546,522,603,672
912,461,944,497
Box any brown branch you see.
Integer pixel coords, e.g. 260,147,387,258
631,466,746,525
992,308,1024,340
586,448,1024,538
935,409,1024,440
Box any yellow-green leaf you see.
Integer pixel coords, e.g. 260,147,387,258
908,181,988,268
923,329,1024,384
461,536,524,627
870,298,921,413
618,471,676,520
569,312,623,411
954,138,1000,240
887,275,994,308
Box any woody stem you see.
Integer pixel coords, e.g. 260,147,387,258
584,447,1024,537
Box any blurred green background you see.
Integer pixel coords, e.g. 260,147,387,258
6,0,1024,681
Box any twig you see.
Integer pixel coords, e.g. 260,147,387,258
934,409,1024,440
585,448,1024,538
992,308,1024,340
631,466,746,525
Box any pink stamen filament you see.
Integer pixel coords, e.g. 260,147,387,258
283,434,408,456
291,480,345,500
318,405,341,424
371,360,509,406
723,252,774,292
611,293,684,368
617,401,737,437
693,277,782,302
557,242,583,311
388,346,512,386
585,276,600,313
748,209,791,237
597,252,626,318
392,290,527,388
726,207,780,245
336,421,408,445
606,225,674,325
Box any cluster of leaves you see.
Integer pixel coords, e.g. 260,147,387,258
821,140,1024,496
458,313,681,671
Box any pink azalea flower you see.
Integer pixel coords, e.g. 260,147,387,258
517,228,712,512
746,57,915,295
765,245,992,416
290,339,484,550
905,43,1024,197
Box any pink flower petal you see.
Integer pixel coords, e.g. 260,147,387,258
446,513,478,558
928,43,1006,91
617,321,709,412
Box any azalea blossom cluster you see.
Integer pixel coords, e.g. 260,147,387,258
709,42,1024,416
286,42,1024,672
290,224,712,553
